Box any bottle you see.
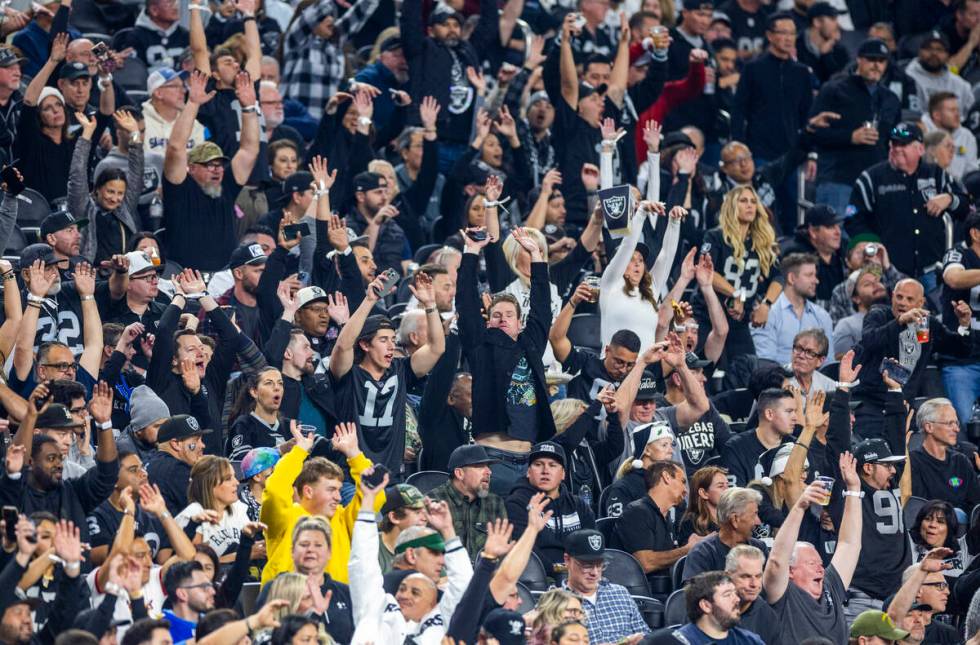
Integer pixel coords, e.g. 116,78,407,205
579,484,593,510
149,194,163,227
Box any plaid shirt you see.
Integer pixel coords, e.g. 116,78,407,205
564,579,650,643
427,480,508,561
281,0,379,120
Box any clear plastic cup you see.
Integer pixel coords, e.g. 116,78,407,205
815,475,834,505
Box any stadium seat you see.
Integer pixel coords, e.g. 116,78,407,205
903,496,928,533
17,188,50,228
515,582,536,614
596,516,618,547
114,56,149,92
671,555,686,590
819,362,840,381
413,243,442,266
404,470,449,493
519,551,550,592
713,388,754,423
239,582,261,615
567,312,601,351
633,595,664,630
387,302,408,319
603,549,650,597
664,588,686,626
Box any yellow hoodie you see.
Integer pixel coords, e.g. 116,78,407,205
259,446,384,585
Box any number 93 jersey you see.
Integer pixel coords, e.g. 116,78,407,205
702,227,774,302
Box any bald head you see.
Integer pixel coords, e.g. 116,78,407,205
396,573,438,622
891,278,925,320
66,39,97,73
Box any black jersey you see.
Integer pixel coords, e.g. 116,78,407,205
719,428,787,487
702,227,775,302
656,403,732,475
333,357,421,474
718,1,771,57
831,480,910,600
86,501,169,558
552,96,608,225
196,81,269,185
26,280,116,355
940,243,980,364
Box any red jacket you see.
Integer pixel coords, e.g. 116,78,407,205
634,59,706,163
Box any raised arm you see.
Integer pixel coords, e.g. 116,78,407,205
188,4,211,74
74,263,104,377
329,275,384,380
14,261,55,381
695,252,728,363
407,273,446,377
763,480,827,603
829,452,862,588
489,493,552,601
559,14,579,108
24,33,66,106
606,13,630,107
96,487,136,590
139,483,196,564
525,169,561,230
887,547,953,626
163,70,213,184
231,72,259,185
661,333,710,426
614,343,666,424
235,0,261,78
650,207,683,299
549,283,593,363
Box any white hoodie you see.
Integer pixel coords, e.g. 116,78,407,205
142,99,207,156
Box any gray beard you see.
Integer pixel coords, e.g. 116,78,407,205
202,183,223,198
47,282,62,296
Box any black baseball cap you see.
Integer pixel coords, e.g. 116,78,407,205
636,372,658,401
684,352,711,370
278,171,314,205
683,0,713,10
964,211,980,234
804,204,843,228
447,444,498,471
227,243,268,270
920,30,950,51
0,47,24,67
662,131,695,150
806,2,838,20
564,529,606,561
358,314,396,341
857,38,889,60
578,82,608,101
429,4,464,25
157,414,211,443
353,171,386,193
379,36,403,52
41,211,88,238
854,437,906,466
528,441,566,468
890,121,923,145
481,609,527,645
59,61,91,81
36,404,83,429
18,243,61,270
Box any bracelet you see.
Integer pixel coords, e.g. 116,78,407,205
64,560,80,571
129,131,141,145
184,292,207,300
242,14,256,21
123,508,133,516
26,302,41,310
80,295,95,302
843,490,865,498
26,293,44,304
96,420,112,431
0,271,14,282
314,189,329,199
795,441,810,449
835,379,859,390
160,511,171,520
241,104,259,114
425,307,437,314
357,116,372,127
98,74,112,90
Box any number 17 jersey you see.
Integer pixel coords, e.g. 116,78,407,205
332,357,420,474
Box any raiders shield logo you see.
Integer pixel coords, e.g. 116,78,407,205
187,416,200,431
448,85,474,114
603,195,626,220
588,534,602,551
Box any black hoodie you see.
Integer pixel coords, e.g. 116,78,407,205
505,480,595,570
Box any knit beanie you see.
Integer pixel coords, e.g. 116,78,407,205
126,385,171,433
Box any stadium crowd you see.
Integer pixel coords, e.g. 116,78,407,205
4,0,980,642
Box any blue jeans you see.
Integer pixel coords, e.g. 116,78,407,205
482,445,530,496
942,364,980,429
815,181,853,219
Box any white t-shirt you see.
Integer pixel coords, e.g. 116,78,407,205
175,501,250,557
86,564,166,639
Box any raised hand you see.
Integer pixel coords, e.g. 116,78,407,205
0,166,22,194
662,332,686,368
179,268,207,294
804,389,827,428
119,485,136,514
277,281,299,319
494,105,518,141
484,174,503,204
466,66,485,95
409,272,435,309
27,259,55,297
73,262,96,296
643,119,662,153
359,466,389,503
75,111,98,140
425,498,453,534
14,515,37,558
570,282,593,307
49,32,68,62
290,419,315,452
53,520,82,564
473,109,492,144
838,349,862,385
954,300,973,328
679,246,696,281
353,89,374,122
180,358,201,394
796,481,828,510
308,155,337,191
695,251,714,287
419,96,440,131
919,547,955,572
526,492,554,533
140,333,155,360
511,227,541,259
27,382,52,417
674,147,698,175
840,451,859,490
188,69,216,106
597,384,619,414
483,518,514,558
242,521,267,538
118,322,144,350
235,71,257,107
253,599,291,630
581,163,600,192
138,483,168,517
461,227,491,252
668,205,688,221
89,381,114,424
600,117,624,145
306,575,332,615
331,422,360,458
113,109,138,133
541,169,562,194
326,214,349,251
5,443,24,475
326,292,349,325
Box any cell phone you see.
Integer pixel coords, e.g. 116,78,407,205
363,464,390,488
1,163,24,196
373,268,400,298
283,222,311,240
699,242,711,256
91,42,116,72
573,12,586,29
2,506,17,543
881,357,911,387
466,228,487,242
34,390,52,411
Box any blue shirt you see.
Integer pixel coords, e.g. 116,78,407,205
670,623,766,644
751,292,835,365
564,579,650,643
162,609,196,644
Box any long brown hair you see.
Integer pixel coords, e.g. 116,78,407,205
682,466,728,536
621,257,658,307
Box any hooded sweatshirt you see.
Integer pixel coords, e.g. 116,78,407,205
142,99,207,157
111,11,190,72
505,480,596,569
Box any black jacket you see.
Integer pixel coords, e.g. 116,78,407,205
457,253,555,443
145,451,192,515
853,304,976,407
505,479,596,569
732,51,814,161
0,557,85,645
846,159,970,277
418,333,467,471
809,73,901,185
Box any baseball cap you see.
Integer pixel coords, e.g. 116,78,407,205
683,0,713,10
188,141,229,165
0,47,23,67
542,223,566,244
228,243,268,270
806,2,838,20
849,610,909,640
685,352,711,370
358,314,396,341
662,131,695,150
636,372,659,401
804,204,843,228
395,528,446,554
854,437,906,466
764,442,808,480
278,171,314,204
147,68,186,94
36,404,83,429
857,38,889,60
964,211,980,235
578,82,608,101
564,529,606,561
296,286,329,308
481,609,527,645
429,2,464,25
528,90,551,107
59,62,90,81
845,265,883,300
890,122,923,145
447,444,498,471
381,483,426,515
353,171,386,192
157,414,210,443
379,35,403,52
18,243,61,270
125,250,162,277
920,30,950,51
710,11,731,25
528,441,566,469
40,211,88,238
240,447,280,479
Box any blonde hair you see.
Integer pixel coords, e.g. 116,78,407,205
551,399,588,434
531,589,581,642
503,228,548,285
265,572,307,620
291,515,333,550
367,159,400,198
718,186,777,279
187,456,234,515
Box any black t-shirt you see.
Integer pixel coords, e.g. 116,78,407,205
333,358,420,473
682,534,769,583
565,349,617,404
27,280,116,356
718,1,772,57
656,403,732,475
941,243,980,363
720,429,788,487
552,96,604,225
145,451,193,515
196,83,269,185
925,619,964,644
615,496,679,578
910,448,980,511
87,501,170,558
162,170,243,271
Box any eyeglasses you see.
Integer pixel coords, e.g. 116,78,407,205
792,345,824,360
574,559,607,572
131,273,160,282
260,99,283,106
921,581,949,590
769,29,797,36
41,361,77,373
928,420,959,428
563,607,585,619
195,161,224,170
180,582,216,591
